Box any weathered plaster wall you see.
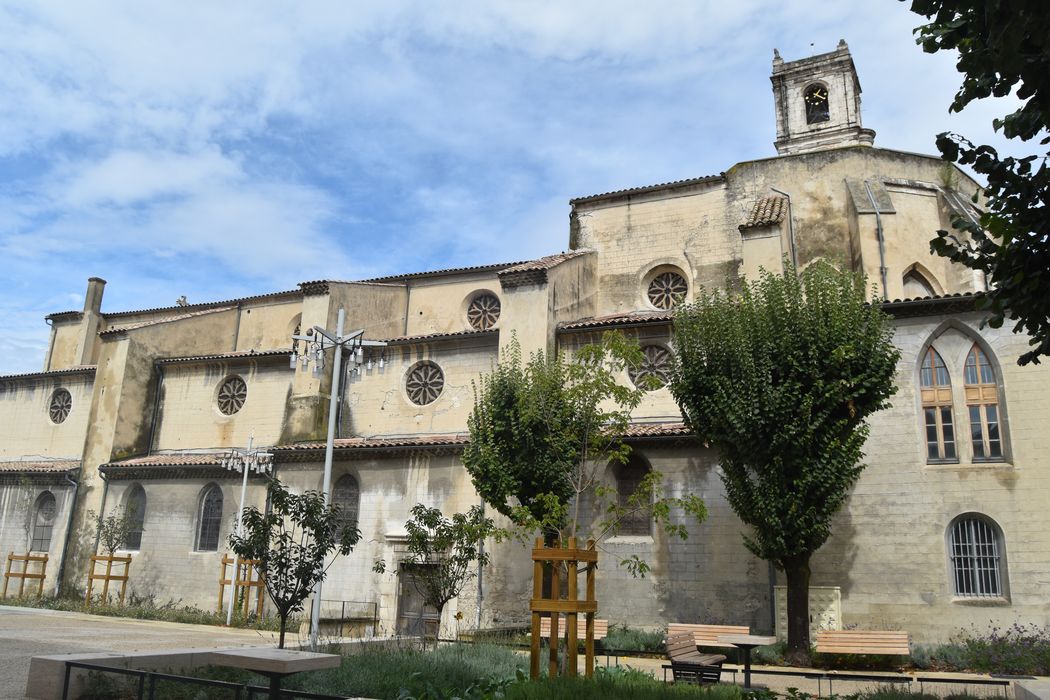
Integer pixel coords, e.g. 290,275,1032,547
232,300,303,353
152,360,293,452
0,374,94,460
404,275,501,337
0,481,76,594
46,322,83,371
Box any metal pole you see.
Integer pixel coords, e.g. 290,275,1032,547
310,308,345,648
227,434,254,626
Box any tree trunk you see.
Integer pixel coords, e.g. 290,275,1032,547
783,553,812,666
278,613,287,649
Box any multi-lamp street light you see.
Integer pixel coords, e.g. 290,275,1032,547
222,435,273,626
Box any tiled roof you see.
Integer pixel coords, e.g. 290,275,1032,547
102,453,225,468
380,329,497,345
0,460,80,474
157,349,292,365
570,174,725,205
740,196,787,230
881,291,982,318
499,251,590,275
559,311,674,331
0,366,96,382
623,422,692,439
274,434,470,453
102,289,300,319
100,306,235,337
358,260,529,284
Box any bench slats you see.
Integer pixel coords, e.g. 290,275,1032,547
815,630,910,656
537,616,609,640
668,623,750,648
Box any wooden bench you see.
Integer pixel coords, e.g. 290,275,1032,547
538,616,609,641
664,632,726,685
815,630,910,656
667,623,750,649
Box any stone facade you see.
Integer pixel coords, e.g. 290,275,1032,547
1,44,1048,644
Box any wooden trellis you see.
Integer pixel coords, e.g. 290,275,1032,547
85,553,132,606
218,554,266,618
3,552,48,598
530,536,597,679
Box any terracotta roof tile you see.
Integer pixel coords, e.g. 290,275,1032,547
379,330,496,345
559,311,674,331
0,366,96,382
0,460,80,474
570,174,725,205
100,306,235,337
102,453,225,468
100,289,301,319
623,422,692,438
498,251,590,275
157,349,292,365
740,196,787,230
357,260,528,284
274,434,470,452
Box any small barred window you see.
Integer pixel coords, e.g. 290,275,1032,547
467,293,501,330
49,389,72,424
628,345,672,390
647,272,687,310
406,362,445,406
217,376,247,415
949,516,1004,598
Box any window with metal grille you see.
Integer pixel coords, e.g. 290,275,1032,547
920,347,956,462
949,516,1004,597
196,485,223,551
30,492,57,552
124,484,147,551
612,456,651,537
332,474,360,545
964,345,1003,460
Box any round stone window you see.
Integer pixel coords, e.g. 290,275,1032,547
467,293,501,330
406,362,445,406
647,271,688,310
217,376,247,415
628,345,672,390
48,389,72,424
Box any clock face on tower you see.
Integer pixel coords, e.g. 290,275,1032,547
804,83,830,124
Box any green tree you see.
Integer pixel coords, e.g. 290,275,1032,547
88,506,139,557
909,0,1050,365
373,504,495,646
228,478,359,648
669,262,899,663
463,333,706,570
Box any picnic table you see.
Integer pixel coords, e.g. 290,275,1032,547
207,647,340,699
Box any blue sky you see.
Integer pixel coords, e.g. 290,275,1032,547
0,1,1020,374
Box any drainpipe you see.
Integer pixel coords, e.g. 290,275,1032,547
146,363,165,455
769,187,797,268
93,471,110,553
54,470,80,596
863,180,889,300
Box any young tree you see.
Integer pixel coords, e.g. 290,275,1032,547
373,504,494,646
669,262,899,664
88,506,139,556
909,0,1050,365
228,478,359,648
463,333,706,564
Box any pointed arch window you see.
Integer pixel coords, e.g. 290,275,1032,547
920,347,956,461
964,345,1002,460
332,474,360,545
903,270,936,298
612,456,651,537
31,492,57,552
196,485,223,551
124,484,147,551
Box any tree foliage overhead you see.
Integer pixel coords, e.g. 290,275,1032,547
669,262,899,658
910,0,1050,365
228,477,359,648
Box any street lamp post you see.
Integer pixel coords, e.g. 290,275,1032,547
222,435,273,626
291,308,386,648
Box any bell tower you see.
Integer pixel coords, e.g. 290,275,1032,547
771,40,875,155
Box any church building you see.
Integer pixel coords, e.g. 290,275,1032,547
2,42,1047,644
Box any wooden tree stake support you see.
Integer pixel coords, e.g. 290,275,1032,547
218,554,266,618
529,537,597,679
3,552,48,598
85,554,132,607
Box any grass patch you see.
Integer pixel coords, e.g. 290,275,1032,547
0,593,286,631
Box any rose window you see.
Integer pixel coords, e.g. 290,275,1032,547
628,345,672,390
467,294,501,330
406,362,445,405
49,389,72,424
217,376,247,415
647,272,687,310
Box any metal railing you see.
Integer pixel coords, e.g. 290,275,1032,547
62,660,344,700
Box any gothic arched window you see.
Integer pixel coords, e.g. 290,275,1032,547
196,484,223,551
903,270,936,298
31,492,57,552
612,456,651,537
124,484,147,551
804,84,830,124
964,345,1002,460
332,474,360,545
920,347,956,462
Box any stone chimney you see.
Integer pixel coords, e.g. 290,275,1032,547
74,277,106,366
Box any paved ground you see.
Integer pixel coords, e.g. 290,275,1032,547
0,605,277,699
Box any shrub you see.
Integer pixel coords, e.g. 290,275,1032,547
602,625,666,653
